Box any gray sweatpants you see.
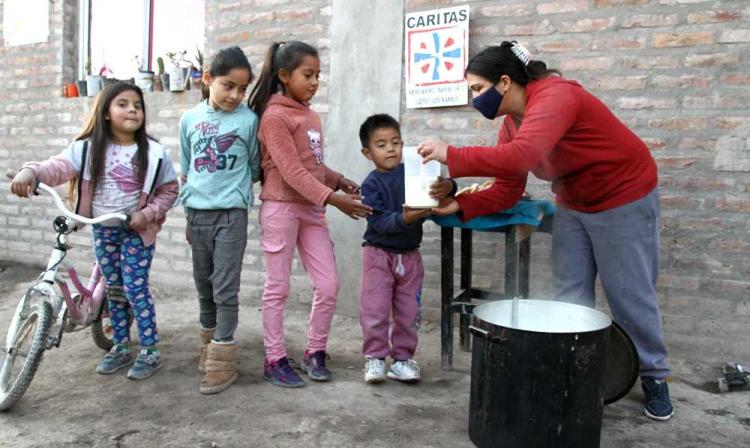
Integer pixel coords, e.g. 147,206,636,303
187,208,248,342
552,188,671,379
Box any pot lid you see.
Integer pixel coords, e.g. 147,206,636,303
604,321,640,405
473,299,611,334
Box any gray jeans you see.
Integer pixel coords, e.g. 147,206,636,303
187,208,248,342
552,188,671,378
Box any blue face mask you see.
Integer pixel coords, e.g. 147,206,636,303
472,85,503,120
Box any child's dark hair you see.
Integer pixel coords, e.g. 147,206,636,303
465,41,560,86
74,82,154,197
201,46,253,100
359,114,400,148
248,41,319,115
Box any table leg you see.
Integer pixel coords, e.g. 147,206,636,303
505,226,519,298
441,226,454,370
459,229,472,352
519,234,531,299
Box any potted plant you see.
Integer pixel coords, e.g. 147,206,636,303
190,46,204,90
153,57,166,92
100,64,117,88
166,50,190,92
133,55,154,92
85,60,102,97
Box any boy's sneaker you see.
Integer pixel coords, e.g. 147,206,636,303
96,344,134,374
301,350,331,381
127,348,162,380
264,357,305,388
641,377,674,421
387,359,421,383
363,357,386,384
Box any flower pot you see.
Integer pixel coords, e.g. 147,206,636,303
86,75,102,97
135,71,154,92
102,77,117,88
169,68,186,92
160,74,170,92
153,76,163,92
76,80,87,97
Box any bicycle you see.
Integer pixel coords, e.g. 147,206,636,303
0,172,129,411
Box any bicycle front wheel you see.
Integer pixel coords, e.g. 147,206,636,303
0,301,53,411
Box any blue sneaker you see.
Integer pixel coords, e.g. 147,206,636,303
96,344,133,374
127,348,161,380
642,377,674,421
264,357,305,388
301,350,331,381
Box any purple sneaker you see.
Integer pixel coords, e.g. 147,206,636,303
264,357,305,388
301,350,331,381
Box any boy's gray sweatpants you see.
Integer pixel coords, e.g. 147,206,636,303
187,208,247,342
552,188,671,379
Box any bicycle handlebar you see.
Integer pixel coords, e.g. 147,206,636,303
6,168,128,225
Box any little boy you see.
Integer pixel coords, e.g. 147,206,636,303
358,114,453,383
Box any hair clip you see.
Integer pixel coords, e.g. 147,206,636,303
510,41,531,66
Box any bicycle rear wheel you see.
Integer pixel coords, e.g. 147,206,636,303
91,297,114,351
0,300,53,411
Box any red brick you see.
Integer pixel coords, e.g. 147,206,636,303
642,138,668,150
559,56,613,71
660,195,705,209
621,55,679,69
715,197,750,212
537,0,589,14
534,40,584,53
504,20,555,36
559,17,615,33
709,239,750,253
687,10,742,24
655,158,699,169
718,30,750,43
592,36,646,50
648,118,707,130
716,117,750,129
621,14,680,28
480,4,532,17
649,75,712,89
594,0,649,5
722,74,750,85
617,97,676,110
677,138,716,151
652,32,714,48
685,53,741,67
589,76,647,90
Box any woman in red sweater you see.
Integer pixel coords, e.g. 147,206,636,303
419,41,673,421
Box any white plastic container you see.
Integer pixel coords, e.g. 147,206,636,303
403,146,441,208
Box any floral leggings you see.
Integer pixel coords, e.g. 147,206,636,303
92,225,158,347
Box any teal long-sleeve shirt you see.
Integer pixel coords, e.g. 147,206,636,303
179,101,261,210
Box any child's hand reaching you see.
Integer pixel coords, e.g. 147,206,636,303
430,177,455,201
128,211,148,232
9,168,37,198
431,198,461,216
337,177,360,195
403,206,431,224
327,192,372,220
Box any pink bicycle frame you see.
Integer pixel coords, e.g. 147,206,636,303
56,262,107,327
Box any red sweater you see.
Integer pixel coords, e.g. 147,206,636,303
448,76,657,215
258,94,341,206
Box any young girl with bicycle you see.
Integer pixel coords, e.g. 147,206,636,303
10,82,178,380
179,46,261,395
249,41,371,388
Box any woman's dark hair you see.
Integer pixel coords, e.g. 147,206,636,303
359,114,400,148
465,41,560,86
248,41,319,116
74,82,153,196
201,46,253,100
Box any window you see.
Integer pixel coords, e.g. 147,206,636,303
80,0,205,79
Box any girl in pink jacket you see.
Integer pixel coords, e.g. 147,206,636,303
249,41,371,387
10,82,178,380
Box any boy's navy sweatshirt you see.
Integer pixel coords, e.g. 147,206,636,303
361,164,423,252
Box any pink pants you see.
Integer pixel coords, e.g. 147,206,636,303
360,246,424,360
260,200,339,363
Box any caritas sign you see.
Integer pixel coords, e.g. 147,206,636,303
404,5,469,109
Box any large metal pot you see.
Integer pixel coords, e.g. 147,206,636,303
469,299,612,448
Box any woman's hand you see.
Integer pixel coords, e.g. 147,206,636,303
429,177,454,201
128,211,148,232
402,206,431,225
10,168,37,198
327,192,372,220
417,139,449,164
431,198,461,216
337,177,360,195
185,225,191,245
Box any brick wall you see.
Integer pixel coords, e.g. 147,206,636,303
1,0,749,355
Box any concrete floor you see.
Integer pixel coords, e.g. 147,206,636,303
0,261,748,447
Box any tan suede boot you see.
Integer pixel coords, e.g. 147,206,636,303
200,341,238,394
198,329,213,373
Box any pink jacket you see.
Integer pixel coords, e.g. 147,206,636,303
258,94,341,206
24,139,179,246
